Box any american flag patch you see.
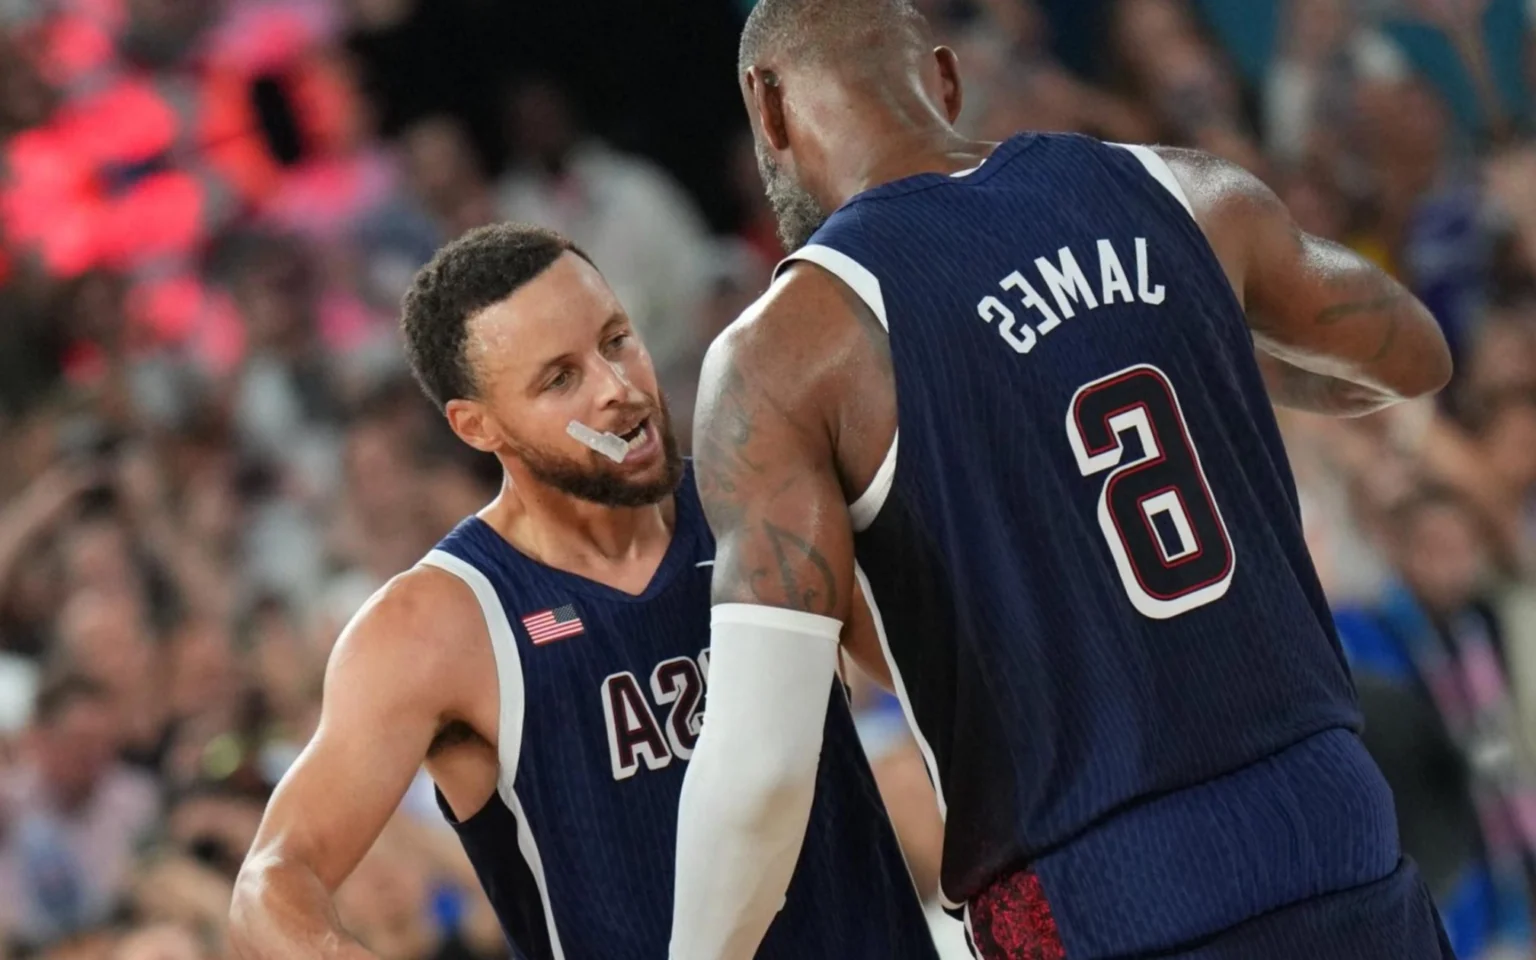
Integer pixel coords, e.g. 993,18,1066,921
521,604,584,645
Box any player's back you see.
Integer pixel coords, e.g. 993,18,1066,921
786,134,1399,953
416,465,937,960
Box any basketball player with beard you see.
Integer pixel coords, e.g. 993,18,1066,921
670,1,1455,958
229,223,938,960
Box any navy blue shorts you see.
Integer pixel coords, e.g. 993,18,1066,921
966,859,1454,959
963,729,1456,958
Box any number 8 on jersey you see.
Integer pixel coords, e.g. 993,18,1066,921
1067,364,1236,619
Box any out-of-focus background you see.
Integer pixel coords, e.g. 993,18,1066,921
2,0,1536,957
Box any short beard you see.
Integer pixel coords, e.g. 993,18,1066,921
511,400,685,508
757,144,828,252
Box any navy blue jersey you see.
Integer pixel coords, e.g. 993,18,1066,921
418,465,937,960
781,134,1372,911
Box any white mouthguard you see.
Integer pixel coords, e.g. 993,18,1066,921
566,420,630,464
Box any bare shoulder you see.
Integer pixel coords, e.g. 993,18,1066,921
1147,145,1292,302
325,565,488,696
696,264,873,457
1148,146,1278,212
694,261,891,510
704,262,878,393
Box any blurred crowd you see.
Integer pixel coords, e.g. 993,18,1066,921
2,0,1536,958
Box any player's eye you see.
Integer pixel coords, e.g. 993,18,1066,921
603,332,631,354
545,369,574,392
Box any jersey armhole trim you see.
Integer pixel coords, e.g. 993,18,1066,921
854,562,959,911
774,244,898,528
1111,143,1195,219
418,550,569,960
419,550,526,797
849,431,898,532
774,243,889,331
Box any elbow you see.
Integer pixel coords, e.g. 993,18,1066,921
228,844,292,953
1421,341,1454,399
228,849,271,941
1393,341,1453,404
1400,310,1454,401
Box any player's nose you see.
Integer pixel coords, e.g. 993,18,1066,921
593,355,644,408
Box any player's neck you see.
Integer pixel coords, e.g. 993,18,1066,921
834,127,996,206
484,477,675,572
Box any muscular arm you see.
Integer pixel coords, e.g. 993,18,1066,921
670,270,860,960
230,571,473,960
693,336,854,618
1159,147,1452,416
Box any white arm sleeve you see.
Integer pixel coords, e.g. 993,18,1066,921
669,603,842,960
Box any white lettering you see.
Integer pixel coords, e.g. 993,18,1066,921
978,294,1036,354
1098,239,1134,305
602,671,671,780
1136,238,1165,305
651,657,705,760
1034,247,1099,319
1001,270,1062,335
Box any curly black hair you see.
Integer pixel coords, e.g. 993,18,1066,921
401,223,592,409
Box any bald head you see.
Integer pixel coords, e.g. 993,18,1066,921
738,0,927,78
736,0,969,253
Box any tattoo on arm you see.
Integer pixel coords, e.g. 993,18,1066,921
695,344,850,617
1314,289,1407,364
695,365,762,530
751,521,837,615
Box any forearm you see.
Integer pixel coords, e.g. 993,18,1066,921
230,851,373,960
669,605,841,960
1255,350,1405,418
1249,233,1451,405
671,719,822,959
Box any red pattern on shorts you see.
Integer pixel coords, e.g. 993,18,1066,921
969,870,1067,960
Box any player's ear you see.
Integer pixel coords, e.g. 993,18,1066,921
445,399,503,454
746,66,791,152
934,46,963,125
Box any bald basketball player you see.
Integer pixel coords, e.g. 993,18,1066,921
669,1,1456,959
229,223,938,960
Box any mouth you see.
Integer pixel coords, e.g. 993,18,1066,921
617,418,646,444
615,417,656,459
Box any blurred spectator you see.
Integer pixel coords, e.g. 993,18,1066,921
950,0,1154,143
495,77,713,376
400,116,495,242
114,924,210,960
0,675,160,949
1265,0,1411,166
1335,489,1536,957
1107,0,1268,172
333,816,505,960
